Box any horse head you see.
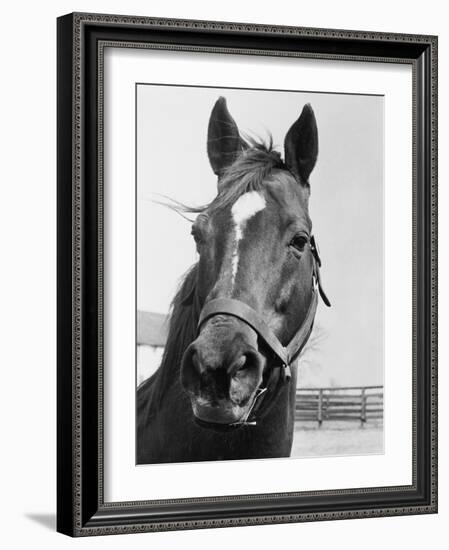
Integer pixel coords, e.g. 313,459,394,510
181,97,328,429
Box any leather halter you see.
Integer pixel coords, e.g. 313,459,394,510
196,236,330,427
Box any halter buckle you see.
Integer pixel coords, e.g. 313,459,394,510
310,235,322,267
312,272,319,292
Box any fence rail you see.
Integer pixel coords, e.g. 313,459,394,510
295,386,383,426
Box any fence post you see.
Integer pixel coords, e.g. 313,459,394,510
317,389,323,427
360,388,367,427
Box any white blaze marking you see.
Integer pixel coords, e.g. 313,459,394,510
230,191,266,287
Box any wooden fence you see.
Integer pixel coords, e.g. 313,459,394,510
295,386,383,426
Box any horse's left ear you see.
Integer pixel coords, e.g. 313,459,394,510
284,104,318,185
207,97,244,178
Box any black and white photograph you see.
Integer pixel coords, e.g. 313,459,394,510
1,0,444,544
53,10,437,538
136,85,384,464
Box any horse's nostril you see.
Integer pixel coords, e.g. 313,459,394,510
180,344,201,392
230,351,259,377
229,351,263,406
230,354,247,373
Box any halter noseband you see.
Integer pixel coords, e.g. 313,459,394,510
196,236,330,428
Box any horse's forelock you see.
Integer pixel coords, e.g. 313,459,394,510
209,137,286,212
161,137,289,219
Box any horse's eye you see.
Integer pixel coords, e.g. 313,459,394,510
191,226,203,246
290,234,308,253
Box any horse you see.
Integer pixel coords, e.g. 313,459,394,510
137,97,330,464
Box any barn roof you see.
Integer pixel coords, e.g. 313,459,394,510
137,311,169,347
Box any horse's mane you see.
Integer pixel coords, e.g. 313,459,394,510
138,264,201,415
139,138,291,414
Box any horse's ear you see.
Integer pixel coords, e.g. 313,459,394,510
207,97,243,177
284,104,318,184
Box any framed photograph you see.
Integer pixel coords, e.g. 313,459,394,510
57,12,438,536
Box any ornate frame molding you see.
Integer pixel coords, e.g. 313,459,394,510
57,12,438,536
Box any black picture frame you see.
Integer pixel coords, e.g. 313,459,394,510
57,12,438,536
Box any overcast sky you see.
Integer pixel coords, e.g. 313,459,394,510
137,84,384,386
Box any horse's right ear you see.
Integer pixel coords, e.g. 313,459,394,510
284,104,318,185
207,97,243,178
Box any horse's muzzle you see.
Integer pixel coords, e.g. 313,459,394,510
180,319,265,426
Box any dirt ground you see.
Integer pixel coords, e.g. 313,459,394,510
291,421,384,458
